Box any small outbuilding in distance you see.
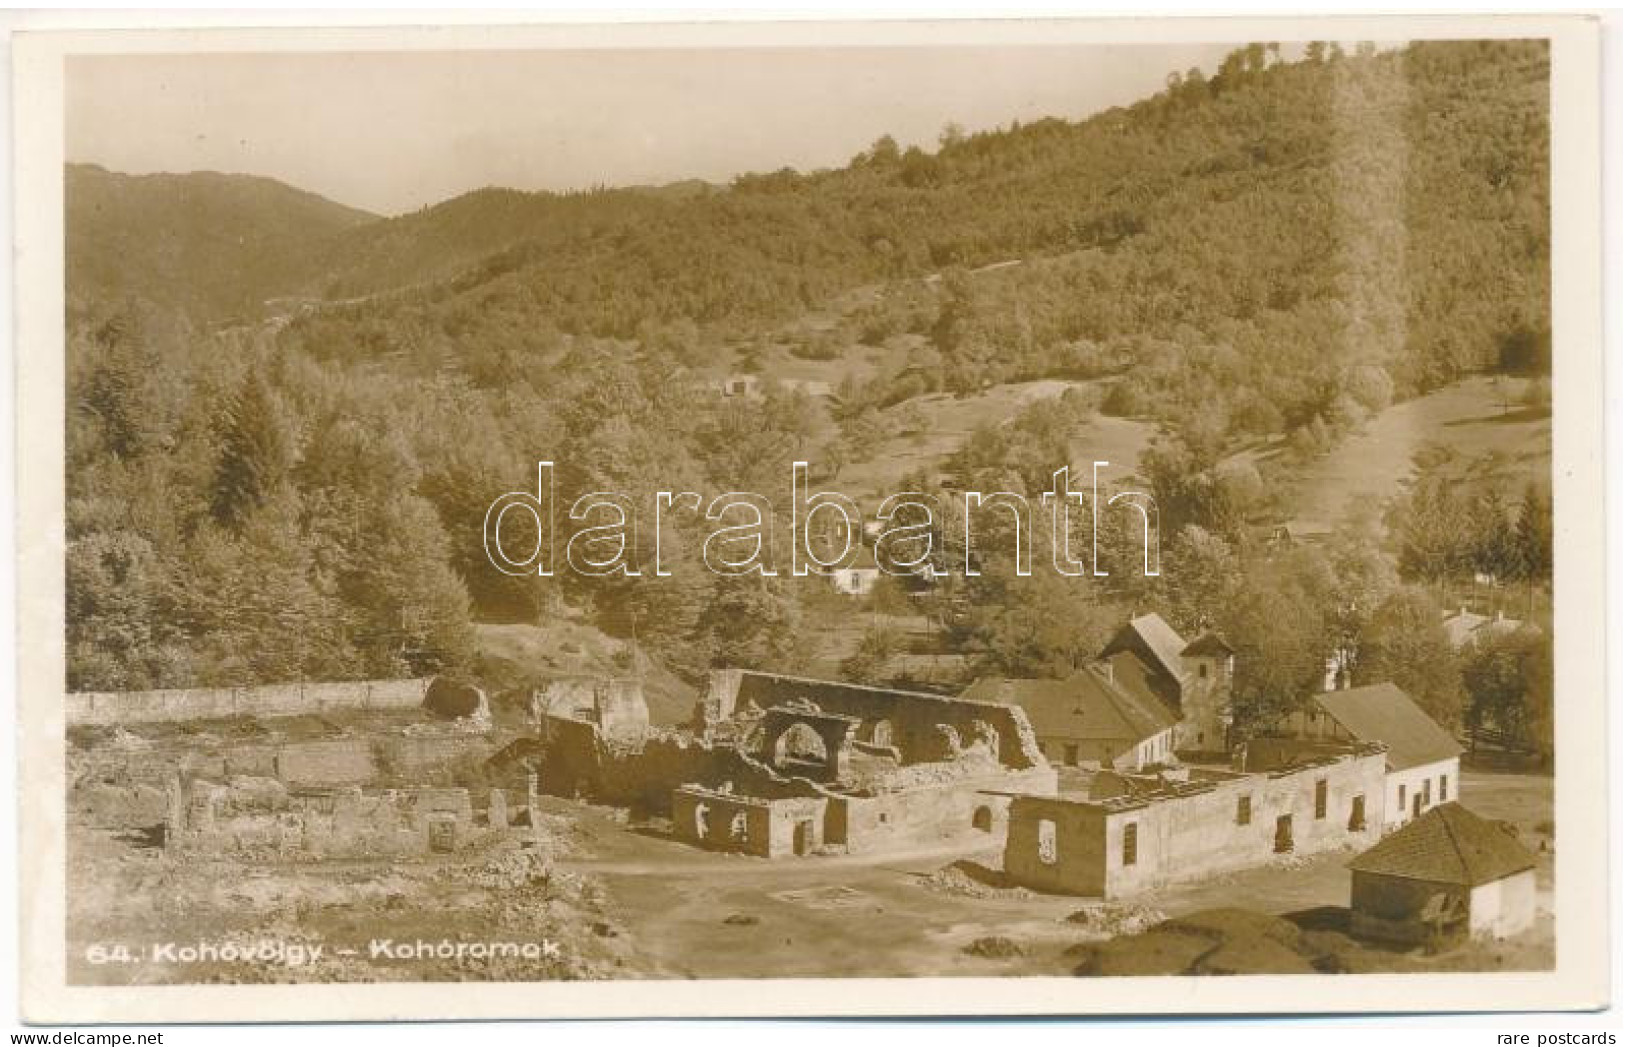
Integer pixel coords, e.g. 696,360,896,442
1347,802,1538,947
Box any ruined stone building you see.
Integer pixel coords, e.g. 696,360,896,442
165,775,500,859
531,676,650,745
530,669,1057,858
1348,802,1538,945
149,676,545,862
1272,682,1462,829
1000,742,1387,898
961,663,1176,771
67,675,528,859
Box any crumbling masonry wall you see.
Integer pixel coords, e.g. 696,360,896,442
671,787,828,857
537,671,1059,856
708,670,1046,769
834,765,1055,854
182,732,505,788
534,715,799,812
66,678,432,726
534,678,649,745
166,777,496,859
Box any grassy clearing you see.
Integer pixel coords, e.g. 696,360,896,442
1250,375,1552,526
834,379,1158,504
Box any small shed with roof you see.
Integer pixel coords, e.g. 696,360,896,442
1347,802,1537,945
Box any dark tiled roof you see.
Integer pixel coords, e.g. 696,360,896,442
962,665,1176,747
1181,631,1235,657
1101,651,1172,715
1348,802,1536,886
1102,613,1189,687
1312,682,1462,771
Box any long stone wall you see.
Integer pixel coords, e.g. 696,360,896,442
176,732,506,789
66,678,432,726
1005,748,1387,898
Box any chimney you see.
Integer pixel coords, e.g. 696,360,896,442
1322,658,1339,693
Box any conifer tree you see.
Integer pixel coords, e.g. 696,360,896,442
211,372,295,527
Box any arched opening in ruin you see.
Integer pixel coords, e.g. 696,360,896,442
972,805,993,833
869,719,894,747
772,722,829,769
694,803,711,840
729,811,749,843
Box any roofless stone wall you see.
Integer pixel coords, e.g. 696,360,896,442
712,670,1047,770
534,712,824,814
65,678,432,726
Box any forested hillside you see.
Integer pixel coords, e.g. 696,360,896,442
307,185,704,304
65,40,1553,748
280,42,1549,409
65,164,378,324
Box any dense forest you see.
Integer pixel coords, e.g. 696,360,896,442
65,41,1554,752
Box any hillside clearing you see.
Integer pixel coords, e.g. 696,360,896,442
834,380,1158,504
1246,375,1551,526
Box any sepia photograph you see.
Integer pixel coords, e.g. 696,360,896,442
9,12,1610,1024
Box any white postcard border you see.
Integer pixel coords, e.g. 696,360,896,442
12,12,1609,1023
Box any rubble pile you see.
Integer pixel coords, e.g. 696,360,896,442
463,848,556,891
918,862,1033,900
962,935,1026,959
1064,902,1166,940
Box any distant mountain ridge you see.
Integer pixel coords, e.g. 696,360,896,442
308,183,688,304
69,40,1550,405
67,163,725,324
66,163,378,324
